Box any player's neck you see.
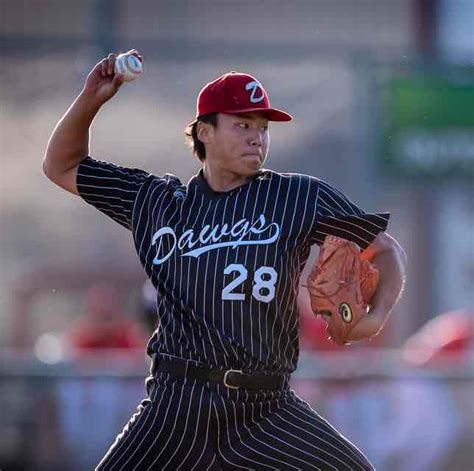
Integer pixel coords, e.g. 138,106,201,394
202,165,256,193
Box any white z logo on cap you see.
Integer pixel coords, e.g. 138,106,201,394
245,81,265,103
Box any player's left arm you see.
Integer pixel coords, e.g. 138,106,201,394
347,231,407,341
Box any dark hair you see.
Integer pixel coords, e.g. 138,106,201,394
184,113,218,162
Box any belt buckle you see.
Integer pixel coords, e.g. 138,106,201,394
223,369,243,389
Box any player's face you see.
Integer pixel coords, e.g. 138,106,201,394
205,112,270,176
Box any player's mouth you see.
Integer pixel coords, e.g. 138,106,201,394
242,153,262,160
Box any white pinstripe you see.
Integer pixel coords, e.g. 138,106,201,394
175,383,206,470
107,379,169,469
190,387,214,471
150,191,183,354
135,181,168,258
209,195,232,366
267,175,292,368
205,453,217,471
78,184,138,193
231,399,304,470
232,180,254,355
252,399,332,470
77,190,134,202
80,160,149,182
220,190,246,363
274,405,362,469
172,188,198,359
228,395,303,470
149,380,197,469
185,194,207,359
130,380,180,469
176,187,201,358
242,179,264,361
102,384,161,469
77,199,131,227
262,175,283,367
318,215,388,238
318,185,361,215
82,197,134,210
283,400,370,468
280,176,311,368
172,188,206,359
269,176,303,371
227,398,283,470
214,395,273,470
255,175,276,363
201,198,223,357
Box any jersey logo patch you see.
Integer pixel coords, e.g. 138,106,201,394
245,81,265,104
151,214,280,265
173,189,186,199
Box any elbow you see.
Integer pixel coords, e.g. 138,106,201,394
42,148,65,181
399,245,408,268
42,155,54,181
385,237,407,271
42,152,63,183
385,241,408,287
386,234,407,268
42,156,50,178
364,232,407,272
364,232,405,261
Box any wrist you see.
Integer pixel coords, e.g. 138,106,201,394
347,309,385,342
77,88,106,111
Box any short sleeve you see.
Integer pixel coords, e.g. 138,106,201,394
76,156,151,230
311,179,390,249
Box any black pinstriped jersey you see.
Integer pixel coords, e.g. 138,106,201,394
77,157,389,374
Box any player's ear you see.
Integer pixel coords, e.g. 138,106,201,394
196,121,213,144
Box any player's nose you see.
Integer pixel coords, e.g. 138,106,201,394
248,130,263,147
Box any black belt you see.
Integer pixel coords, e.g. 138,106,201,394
151,355,286,391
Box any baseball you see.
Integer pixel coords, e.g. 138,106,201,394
114,53,143,81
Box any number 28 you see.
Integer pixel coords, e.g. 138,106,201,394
222,264,278,303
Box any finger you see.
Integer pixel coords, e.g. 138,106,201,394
100,58,108,77
89,60,104,77
129,49,143,61
112,73,124,91
107,53,116,75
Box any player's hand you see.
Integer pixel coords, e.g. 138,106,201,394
81,50,142,105
344,306,385,342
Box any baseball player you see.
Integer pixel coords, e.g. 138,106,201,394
43,51,406,470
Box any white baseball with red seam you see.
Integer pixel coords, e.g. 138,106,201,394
114,53,143,81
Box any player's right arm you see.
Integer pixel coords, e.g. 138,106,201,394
42,52,131,194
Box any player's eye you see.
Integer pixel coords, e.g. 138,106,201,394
237,123,249,129
339,303,353,323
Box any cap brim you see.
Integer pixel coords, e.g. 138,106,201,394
187,107,293,127
223,107,292,122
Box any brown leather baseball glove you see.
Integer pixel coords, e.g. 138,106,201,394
306,236,379,345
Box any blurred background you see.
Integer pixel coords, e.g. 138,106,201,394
0,0,473,469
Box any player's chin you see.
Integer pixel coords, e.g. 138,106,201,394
240,156,263,173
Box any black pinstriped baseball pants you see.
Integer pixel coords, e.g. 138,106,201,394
96,370,374,471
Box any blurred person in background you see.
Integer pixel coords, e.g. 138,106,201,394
66,282,147,353
57,283,147,470
140,279,159,335
383,308,473,471
402,309,473,366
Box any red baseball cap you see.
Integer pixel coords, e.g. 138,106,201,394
192,71,292,122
